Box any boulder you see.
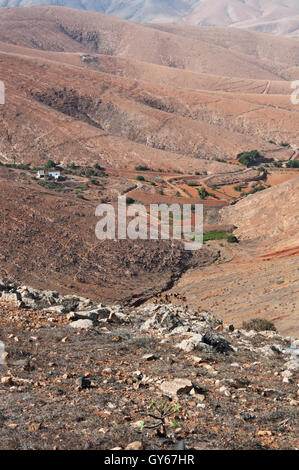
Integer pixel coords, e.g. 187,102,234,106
69,319,93,330
159,378,193,397
0,291,23,307
176,334,204,353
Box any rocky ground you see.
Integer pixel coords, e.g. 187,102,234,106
0,282,298,450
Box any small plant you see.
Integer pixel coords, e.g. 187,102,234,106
139,401,181,437
136,175,145,181
242,318,277,332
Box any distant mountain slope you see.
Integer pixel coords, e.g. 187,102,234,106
1,1,299,36
1,6,299,81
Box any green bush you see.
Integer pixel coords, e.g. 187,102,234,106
227,234,239,244
44,159,57,170
238,150,261,167
242,318,277,332
198,187,209,199
136,175,145,181
286,160,299,168
135,165,150,171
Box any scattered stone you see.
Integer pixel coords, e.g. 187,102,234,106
281,370,293,378
69,319,93,330
0,292,23,307
76,377,91,390
240,413,254,421
159,378,193,397
176,335,204,353
142,353,158,361
202,331,233,354
1,376,13,385
125,441,143,450
140,307,183,332
257,430,272,437
27,422,41,431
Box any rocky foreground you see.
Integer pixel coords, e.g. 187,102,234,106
0,281,298,450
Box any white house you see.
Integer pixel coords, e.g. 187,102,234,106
48,171,61,180
37,170,45,179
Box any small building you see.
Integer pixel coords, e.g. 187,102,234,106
48,171,61,181
37,170,45,179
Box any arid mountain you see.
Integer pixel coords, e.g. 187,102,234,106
170,178,299,335
1,6,299,81
0,6,298,453
1,1,299,36
0,8,299,174
0,6,298,333
221,176,299,250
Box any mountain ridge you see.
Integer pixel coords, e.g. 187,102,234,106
1,1,299,36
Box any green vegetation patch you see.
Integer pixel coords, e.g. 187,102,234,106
37,181,70,193
135,165,150,171
286,160,299,168
203,230,239,243
237,150,261,167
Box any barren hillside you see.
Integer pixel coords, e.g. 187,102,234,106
0,6,298,337
221,176,299,250
168,178,299,335
1,7,299,79
2,1,299,37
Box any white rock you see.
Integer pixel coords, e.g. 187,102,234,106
69,319,93,330
281,370,293,378
159,378,193,397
